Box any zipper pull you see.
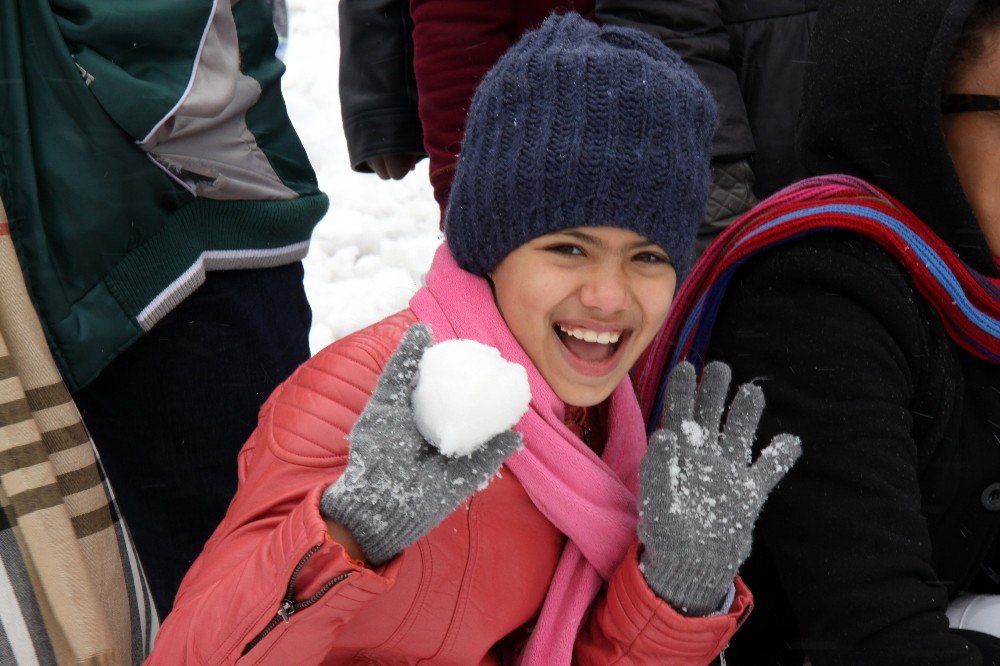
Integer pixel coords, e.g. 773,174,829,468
73,60,95,87
277,599,295,624
241,543,352,656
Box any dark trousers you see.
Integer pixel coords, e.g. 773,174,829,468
73,263,312,616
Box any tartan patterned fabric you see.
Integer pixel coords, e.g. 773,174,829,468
0,202,157,664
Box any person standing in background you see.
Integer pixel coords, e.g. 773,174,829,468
339,0,426,180
636,0,1000,661
1,0,328,616
338,0,816,251
595,0,816,250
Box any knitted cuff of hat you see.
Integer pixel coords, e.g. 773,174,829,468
320,479,425,568
639,549,735,617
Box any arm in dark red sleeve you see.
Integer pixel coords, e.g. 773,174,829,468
409,0,514,214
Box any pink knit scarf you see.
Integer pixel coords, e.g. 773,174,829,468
410,245,646,665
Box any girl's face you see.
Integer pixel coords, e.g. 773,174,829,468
489,226,677,407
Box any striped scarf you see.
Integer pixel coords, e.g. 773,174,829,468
0,201,157,664
636,174,1000,430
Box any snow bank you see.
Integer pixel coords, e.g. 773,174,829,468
412,340,531,457
283,0,441,353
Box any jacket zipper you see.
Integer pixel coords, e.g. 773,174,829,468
241,544,352,656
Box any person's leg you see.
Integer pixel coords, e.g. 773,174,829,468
73,262,312,616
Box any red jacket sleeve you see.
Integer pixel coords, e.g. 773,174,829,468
409,0,516,214
147,319,412,664
574,543,752,664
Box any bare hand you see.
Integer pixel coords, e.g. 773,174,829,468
366,154,420,180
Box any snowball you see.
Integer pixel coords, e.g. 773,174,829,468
412,339,531,457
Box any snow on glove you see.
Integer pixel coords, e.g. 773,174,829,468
638,361,802,615
320,324,524,566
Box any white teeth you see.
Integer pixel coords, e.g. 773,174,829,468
558,325,623,345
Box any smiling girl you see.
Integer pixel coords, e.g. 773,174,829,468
148,14,799,665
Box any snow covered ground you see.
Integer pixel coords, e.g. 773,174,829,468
282,0,442,354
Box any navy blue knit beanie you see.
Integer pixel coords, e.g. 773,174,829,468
445,12,717,279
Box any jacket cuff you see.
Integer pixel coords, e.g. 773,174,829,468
293,482,403,601
708,582,737,616
608,543,753,658
344,108,427,172
201,483,403,663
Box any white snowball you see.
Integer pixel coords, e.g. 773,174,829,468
412,339,531,457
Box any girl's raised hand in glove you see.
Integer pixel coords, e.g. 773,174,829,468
321,324,523,566
638,361,802,615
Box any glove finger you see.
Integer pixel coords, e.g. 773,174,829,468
374,324,434,402
749,434,803,506
663,361,696,430
640,429,679,515
693,361,731,449
720,382,765,465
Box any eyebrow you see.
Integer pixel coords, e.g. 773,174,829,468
553,230,660,252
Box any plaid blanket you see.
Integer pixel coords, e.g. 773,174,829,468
0,201,157,664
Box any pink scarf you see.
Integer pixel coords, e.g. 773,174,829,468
409,245,647,665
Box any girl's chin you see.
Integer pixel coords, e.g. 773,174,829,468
547,366,626,408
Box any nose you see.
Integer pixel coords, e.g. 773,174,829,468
579,264,631,314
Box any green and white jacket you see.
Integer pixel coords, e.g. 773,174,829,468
0,0,328,390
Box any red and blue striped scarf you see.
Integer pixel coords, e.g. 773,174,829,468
635,175,1000,431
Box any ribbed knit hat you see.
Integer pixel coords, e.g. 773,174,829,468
445,12,717,279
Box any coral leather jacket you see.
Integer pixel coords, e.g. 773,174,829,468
148,310,751,664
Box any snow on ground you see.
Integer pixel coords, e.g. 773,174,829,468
282,0,441,354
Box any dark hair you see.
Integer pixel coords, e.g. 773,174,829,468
947,0,1000,85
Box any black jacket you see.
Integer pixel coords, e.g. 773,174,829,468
598,0,817,196
338,0,426,172
706,0,1000,663
339,0,816,197
722,0,817,197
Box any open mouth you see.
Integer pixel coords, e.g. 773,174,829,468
554,323,631,376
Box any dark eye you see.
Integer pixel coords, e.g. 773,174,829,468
633,251,669,264
546,244,585,256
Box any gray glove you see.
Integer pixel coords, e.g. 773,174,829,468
638,361,802,615
321,324,523,566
